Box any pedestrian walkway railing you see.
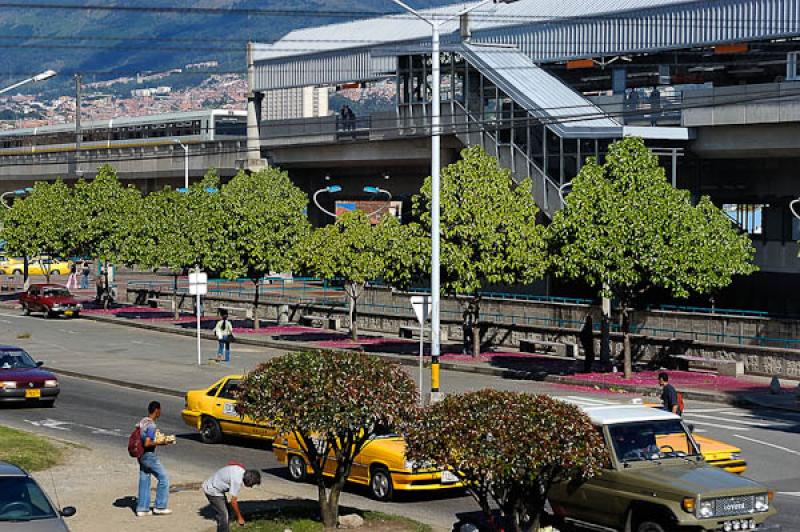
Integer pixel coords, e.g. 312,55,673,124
126,277,346,306
405,287,592,306
654,304,770,318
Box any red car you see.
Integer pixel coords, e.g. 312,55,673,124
0,346,59,406
19,284,81,319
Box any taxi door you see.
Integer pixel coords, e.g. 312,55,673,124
214,378,272,440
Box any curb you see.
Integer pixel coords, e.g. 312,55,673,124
47,366,185,398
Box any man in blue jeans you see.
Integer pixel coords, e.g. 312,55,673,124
136,401,173,517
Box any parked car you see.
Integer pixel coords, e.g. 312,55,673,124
547,405,778,532
274,428,463,501
0,346,60,406
20,285,81,319
1,257,72,276
182,375,463,501
0,460,75,530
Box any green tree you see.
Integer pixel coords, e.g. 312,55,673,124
547,137,756,377
404,390,606,532
1,180,76,282
72,165,142,288
236,351,418,530
412,145,548,357
298,210,419,340
119,172,229,318
220,168,310,328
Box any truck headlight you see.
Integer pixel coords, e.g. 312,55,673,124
0,381,17,389
730,452,741,460
44,379,58,388
697,499,714,518
754,493,770,512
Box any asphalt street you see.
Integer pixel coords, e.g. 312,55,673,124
0,311,798,530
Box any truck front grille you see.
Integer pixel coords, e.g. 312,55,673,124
713,495,755,517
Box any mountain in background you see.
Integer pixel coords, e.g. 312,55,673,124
0,0,449,98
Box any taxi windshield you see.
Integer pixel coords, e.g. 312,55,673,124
0,477,57,521
609,420,699,463
0,350,37,370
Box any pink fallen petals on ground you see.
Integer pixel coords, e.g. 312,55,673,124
568,369,786,393
231,325,320,335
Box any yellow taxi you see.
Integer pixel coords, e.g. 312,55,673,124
181,375,276,444
273,430,463,501
645,403,746,473
1,257,72,276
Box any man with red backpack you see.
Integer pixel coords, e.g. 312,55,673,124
658,372,684,415
130,401,174,517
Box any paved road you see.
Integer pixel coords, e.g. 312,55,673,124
0,310,798,530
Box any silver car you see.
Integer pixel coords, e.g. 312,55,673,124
0,461,75,531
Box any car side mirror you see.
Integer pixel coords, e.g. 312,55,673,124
36,361,44,367
60,506,76,517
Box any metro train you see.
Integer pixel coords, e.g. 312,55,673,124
0,109,247,156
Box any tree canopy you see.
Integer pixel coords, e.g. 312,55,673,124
547,136,756,376
412,145,548,355
298,210,422,339
404,390,606,532
236,350,418,529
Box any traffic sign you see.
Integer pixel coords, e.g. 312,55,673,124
410,295,430,325
188,270,208,295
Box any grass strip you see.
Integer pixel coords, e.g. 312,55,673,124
0,425,64,471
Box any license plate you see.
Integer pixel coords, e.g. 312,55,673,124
441,470,459,484
25,389,41,399
64,310,73,317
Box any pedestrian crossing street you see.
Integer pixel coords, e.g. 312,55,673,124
557,395,800,434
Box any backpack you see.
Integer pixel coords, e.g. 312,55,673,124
676,392,685,415
128,426,144,459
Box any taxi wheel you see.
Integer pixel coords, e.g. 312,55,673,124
22,303,30,316
369,466,393,502
52,270,61,276
200,417,223,444
12,269,21,275
288,455,307,482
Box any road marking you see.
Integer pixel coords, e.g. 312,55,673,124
24,419,71,431
777,492,800,497
563,395,617,405
683,413,775,428
733,434,800,456
683,419,750,431
684,408,734,413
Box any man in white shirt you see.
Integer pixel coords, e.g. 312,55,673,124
203,463,261,531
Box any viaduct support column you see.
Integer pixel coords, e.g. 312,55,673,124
246,42,266,172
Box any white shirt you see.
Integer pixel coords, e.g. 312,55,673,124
214,319,233,340
203,465,245,497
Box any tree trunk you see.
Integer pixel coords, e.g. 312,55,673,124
173,273,180,320
346,282,362,341
252,279,260,329
622,306,632,379
318,469,347,530
471,300,481,359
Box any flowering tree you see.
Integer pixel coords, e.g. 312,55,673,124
404,390,606,532
236,351,418,529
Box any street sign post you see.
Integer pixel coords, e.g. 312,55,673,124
410,295,431,405
188,269,208,366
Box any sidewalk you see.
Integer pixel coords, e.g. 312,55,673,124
3,297,798,410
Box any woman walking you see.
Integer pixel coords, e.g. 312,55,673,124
214,309,234,362
65,262,77,289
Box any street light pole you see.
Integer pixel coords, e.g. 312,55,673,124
390,0,515,402
173,139,189,189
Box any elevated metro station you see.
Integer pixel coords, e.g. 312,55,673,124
251,0,800,313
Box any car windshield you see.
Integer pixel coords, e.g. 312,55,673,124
0,476,57,521
609,420,699,463
42,288,70,297
0,350,37,370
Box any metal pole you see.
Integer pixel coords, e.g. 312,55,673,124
74,74,81,176
430,23,442,400
419,320,424,406
195,266,202,366
184,144,189,189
